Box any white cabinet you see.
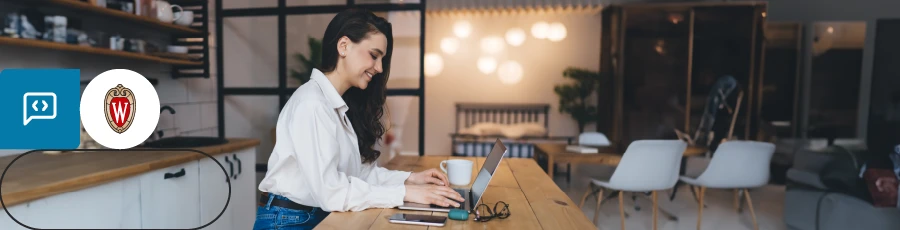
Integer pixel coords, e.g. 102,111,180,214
140,161,201,229
198,147,258,230
230,148,258,230
199,154,234,230
0,201,28,230
0,177,141,229
0,147,257,230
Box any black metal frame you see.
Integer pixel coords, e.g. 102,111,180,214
214,1,428,172
171,0,211,79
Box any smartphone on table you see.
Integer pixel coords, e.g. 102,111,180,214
389,213,447,227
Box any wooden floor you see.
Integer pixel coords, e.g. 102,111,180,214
558,164,787,230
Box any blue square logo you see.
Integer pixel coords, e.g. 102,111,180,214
0,69,81,149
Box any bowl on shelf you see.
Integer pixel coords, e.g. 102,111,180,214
167,45,188,54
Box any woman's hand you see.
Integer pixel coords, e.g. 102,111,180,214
406,168,450,186
404,184,465,208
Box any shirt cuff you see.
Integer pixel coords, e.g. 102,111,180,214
371,184,406,207
395,171,412,185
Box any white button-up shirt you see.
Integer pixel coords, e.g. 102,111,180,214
258,68,411,212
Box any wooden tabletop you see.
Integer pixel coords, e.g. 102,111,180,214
0,138,260,208
533,143,708,166
315,156,596,230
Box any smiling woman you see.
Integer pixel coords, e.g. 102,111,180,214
254,8,464,230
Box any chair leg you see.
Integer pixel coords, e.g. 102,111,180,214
690,185,707,208
652,190,658,230
593,189,605,225
697,186,706,230
689,185,699,202
669,181,681,201
736,189,745,213
632,193,640,211
743,189,759,230
580,185,593,208
619,191,625,230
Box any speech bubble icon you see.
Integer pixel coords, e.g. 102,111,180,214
23,92,57,126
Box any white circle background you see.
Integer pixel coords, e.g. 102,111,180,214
81,69,160,149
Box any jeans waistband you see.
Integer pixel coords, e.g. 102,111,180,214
260,192,316,211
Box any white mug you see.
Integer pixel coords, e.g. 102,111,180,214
440,159,473,186
174,11,194,26
154,0,183,23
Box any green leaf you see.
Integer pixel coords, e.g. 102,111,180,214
290,36,324,85
553,67,607,132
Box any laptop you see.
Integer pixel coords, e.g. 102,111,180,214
398,139,507,213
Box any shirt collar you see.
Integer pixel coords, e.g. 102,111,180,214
311,68,348,114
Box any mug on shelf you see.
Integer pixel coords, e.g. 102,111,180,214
174,11,194,26
154,0,183,23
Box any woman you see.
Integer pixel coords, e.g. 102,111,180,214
254,9,465,230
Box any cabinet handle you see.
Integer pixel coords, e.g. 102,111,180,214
233,154,242,179
224,157,234,180
164,168,186,179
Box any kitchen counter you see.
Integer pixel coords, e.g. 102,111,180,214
0,138,260,208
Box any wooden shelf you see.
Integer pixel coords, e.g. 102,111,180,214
0,37,202,65
22,0,204,35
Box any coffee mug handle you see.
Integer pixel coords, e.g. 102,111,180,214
171,4,184,21
440,160,448,174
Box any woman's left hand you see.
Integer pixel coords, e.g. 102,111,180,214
406,168,450,186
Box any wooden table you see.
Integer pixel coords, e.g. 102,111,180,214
315,156,596,230
533,143,708,178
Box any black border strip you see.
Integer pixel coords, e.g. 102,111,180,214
221,3,422,17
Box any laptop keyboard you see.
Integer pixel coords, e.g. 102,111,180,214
453,188,466,197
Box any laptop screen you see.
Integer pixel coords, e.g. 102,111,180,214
470,139,507,209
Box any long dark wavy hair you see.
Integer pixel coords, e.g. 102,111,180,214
319,9,393,164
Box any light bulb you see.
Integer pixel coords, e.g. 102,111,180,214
531,21,549,39
548,22,567,42
440,37,460,54
477,57,497,74
505,28,526,46
424,53,444,77
498,61,523,85
453,21,472,38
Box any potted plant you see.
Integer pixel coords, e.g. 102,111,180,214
553,67,606,133
290,36,322,85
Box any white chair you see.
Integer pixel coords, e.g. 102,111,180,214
579,132,612,147
579,140,687,230
678,141,775,230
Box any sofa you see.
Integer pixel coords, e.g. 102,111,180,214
784,147,900,230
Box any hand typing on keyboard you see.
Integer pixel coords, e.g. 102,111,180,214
404,184,466,208
406,168,451,186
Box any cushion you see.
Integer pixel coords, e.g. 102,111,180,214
518,123,547,137
460,122,546,138
458,127,480,136
501,125,527,139
461,123,504,136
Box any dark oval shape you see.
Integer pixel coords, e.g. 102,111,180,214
554,200,568,206
0,148,231,230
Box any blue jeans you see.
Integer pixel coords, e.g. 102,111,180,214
253,194,330,230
